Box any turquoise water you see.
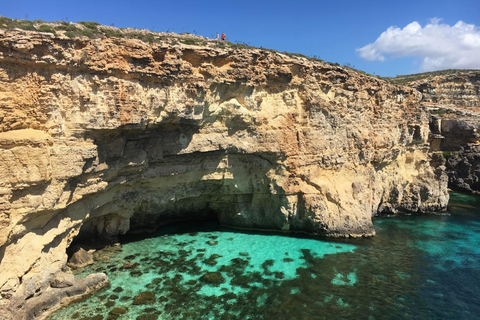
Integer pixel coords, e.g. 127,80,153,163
49,193,480,320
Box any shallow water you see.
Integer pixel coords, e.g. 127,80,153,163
49,193,480,320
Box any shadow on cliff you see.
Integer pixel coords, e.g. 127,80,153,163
84,121,201,168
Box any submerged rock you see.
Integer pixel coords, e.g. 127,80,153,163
200,272,226,285
112,287,124,293
110,307,128,315
84,315,103,320
130,270,143,277
203,254,222,266
121,261,140,269
136,314,159,320
133,291,156,305
230,275,252,288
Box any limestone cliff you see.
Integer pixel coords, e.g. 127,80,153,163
400,70,480,108
0,28,448,318
397,70,480,194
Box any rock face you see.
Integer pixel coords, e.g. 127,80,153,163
409,71,480,108
0,29,448,317
429,114,480,194
403,71,480,194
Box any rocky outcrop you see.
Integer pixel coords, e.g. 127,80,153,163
407,71,480,194
23,273,107,320
408,71,480,108
0,28,448,318
429,114,480,194
397,70,480,194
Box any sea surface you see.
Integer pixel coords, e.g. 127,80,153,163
48,193,480,320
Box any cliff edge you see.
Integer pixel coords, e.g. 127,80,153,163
0,27,448,318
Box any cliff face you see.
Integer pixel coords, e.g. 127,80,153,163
408,71,480,108
429,113,480,194
0,29,448,316
403,71,480,194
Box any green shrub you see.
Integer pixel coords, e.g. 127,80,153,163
78,21,100,30
429,109,447,117
101,28,124,38
37,24,56,34
145,33,155,43
80,29,94,37
180,38,200,45
0,16,13,27
64,31,76,38
55,24,80,32
442,151,459,158
13,20,36,31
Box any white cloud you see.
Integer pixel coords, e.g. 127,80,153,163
357,19,480,71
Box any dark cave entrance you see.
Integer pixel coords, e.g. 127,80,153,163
66,208,221,263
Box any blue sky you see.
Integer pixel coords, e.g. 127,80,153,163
1,0,479,77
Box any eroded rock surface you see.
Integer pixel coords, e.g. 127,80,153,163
409,71,480,108
406,71,480,194
429,114,480,194
0,29,448,318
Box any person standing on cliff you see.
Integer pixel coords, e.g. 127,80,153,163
221,32,225,41
216,33,219,41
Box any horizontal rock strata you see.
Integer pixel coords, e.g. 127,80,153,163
405,71,480,194
409,71,480,108
0,29,448,318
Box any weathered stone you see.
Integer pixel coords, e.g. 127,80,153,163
68,248,94,269
50,271,75,288
12,273,108,320
408,71,480,108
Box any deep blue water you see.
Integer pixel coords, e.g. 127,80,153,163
49,193,480,320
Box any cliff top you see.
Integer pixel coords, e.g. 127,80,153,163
4,15,478,86
0,16,384,80
386,69,480,85
0,16,331,64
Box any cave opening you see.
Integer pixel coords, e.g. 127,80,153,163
66,208,221,264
